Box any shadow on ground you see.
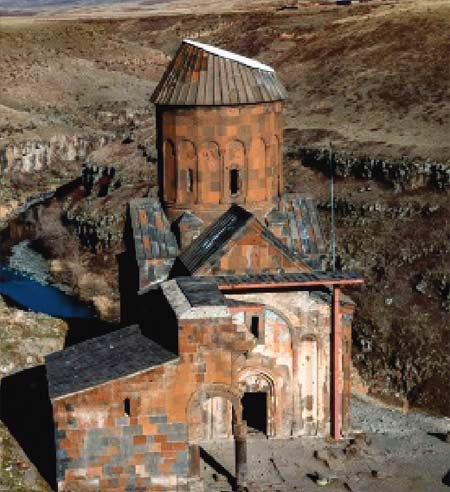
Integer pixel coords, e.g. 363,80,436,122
200,446,236,489
0,316,125,490
428,432,449,443
0,365,56,489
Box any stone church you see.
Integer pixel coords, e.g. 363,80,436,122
45,40,363,492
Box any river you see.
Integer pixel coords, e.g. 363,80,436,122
0,262,95,319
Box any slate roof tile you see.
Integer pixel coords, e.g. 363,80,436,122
129,198,178,287
45,326,177,399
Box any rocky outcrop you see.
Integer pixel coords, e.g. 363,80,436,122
0,191,54,231
296,147,450,191
318,199,441,219
0,295,67,379
0,135,111,174
81,161,118,196
63,206,125,253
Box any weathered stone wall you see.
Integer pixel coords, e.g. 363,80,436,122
226,291,353,438
157,102,283,223
52,288,354,491
52,312,251,492
195,222,310,276
52,361,191,492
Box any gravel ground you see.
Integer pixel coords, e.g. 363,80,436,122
352,393,450,436
8,240,51,284
200,395,450,492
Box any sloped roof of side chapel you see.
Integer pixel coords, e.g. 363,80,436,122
151,39,287,106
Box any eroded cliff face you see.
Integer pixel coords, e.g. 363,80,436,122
0,134,111,226
285,149,450,416
0,135,109,174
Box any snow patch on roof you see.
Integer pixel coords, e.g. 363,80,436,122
183,39,274,72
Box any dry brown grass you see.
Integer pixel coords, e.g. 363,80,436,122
1,0,449,158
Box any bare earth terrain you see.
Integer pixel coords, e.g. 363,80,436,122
201,395,450,492
1,0,450,490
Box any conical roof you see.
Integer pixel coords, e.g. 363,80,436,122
151,40,287,106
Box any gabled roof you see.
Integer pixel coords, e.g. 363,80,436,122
151,39,287,106
176,204,311,275
177,204,251,274
45,326,177,399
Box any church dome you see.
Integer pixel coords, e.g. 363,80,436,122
151,39,287,106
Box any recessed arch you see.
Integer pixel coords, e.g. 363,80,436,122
198,141,220,204
224,140,246,201
186,383,243,442
237,369,277,437
186,383,248,486
177,139,197,203
268,135,281,196
299,336,319,435
163,139,176,203
247,137,267,202
264,306,295,350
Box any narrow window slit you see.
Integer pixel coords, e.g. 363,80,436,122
230,169,240,195
124,398,131,417
187,168,194,193
251,316,259,338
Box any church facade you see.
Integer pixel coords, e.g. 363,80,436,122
45,40,363,492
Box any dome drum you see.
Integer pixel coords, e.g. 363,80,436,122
156,103,283,223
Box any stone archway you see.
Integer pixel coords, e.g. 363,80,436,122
238,370,276,437
186,384,248,489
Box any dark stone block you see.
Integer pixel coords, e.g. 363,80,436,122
55,429,66,441
123,425,143,436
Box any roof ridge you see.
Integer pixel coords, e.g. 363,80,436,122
183,39,274,72
177,205,253,274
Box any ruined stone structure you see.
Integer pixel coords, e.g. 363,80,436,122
45,40,363,492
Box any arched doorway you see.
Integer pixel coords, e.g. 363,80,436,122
187,384,248,489
238,371,276,438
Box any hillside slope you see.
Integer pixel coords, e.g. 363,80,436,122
1,0,450,414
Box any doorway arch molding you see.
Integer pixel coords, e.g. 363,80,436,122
187,383,243,442
236,361,290,438
186,383,249,489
